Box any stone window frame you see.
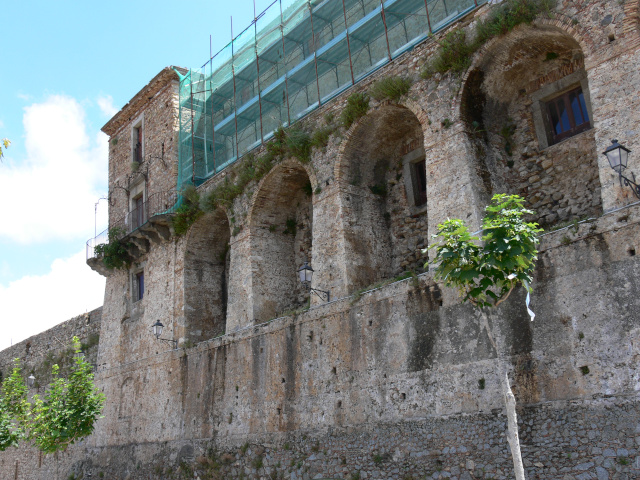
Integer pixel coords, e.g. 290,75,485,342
531,69,593,150
131,115,145,164
402,148,428,215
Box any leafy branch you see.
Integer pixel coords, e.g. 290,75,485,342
427,194,542,307
0,337,105,453
94,227,132,270
0,138,10,162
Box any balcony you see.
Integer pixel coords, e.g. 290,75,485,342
86,190,178,276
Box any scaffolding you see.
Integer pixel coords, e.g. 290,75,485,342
177,0,485,189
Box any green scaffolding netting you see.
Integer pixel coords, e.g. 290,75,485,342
177,0,485,191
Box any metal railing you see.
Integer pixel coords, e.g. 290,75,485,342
86,190,179,260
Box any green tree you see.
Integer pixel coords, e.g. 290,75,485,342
427,194,542,480
0,360,30,450
0,337,105,453
0,138,10,161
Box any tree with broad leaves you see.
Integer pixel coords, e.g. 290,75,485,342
427,194,542,480
0,337,105,454
0,138,10,162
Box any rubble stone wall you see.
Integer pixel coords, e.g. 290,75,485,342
3,1,640,479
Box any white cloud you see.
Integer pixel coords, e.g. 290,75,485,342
0,95,108,243
0,249,105,351
97,95,119,118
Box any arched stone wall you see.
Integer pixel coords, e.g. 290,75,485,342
248,161,314,322
183,209,231,343
460,24,602,227
336,105,426,292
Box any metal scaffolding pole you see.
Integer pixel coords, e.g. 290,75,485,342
231,18,240,160
380,0,392,61
210,61,217,173
280,0,291,126
309,0,322,106
254,2,264,143
424,0,432,34
342,0,355,85
189,71,196,185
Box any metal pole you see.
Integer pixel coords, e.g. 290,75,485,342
255,0,264,143
231,17,239,159
280,0,291,126
210,60,216,173
424,0,432,34
94,197,107,239
189,70,196,185
380,0,392,61
342,0,355,84
308,0,322,106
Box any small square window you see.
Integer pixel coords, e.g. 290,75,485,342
135,271,144,301
545,86,591,145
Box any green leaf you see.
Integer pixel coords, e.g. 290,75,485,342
427,194,539,308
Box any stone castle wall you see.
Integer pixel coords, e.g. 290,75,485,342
0,308,102,384
3,1,640,479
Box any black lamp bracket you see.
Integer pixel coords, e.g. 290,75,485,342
618,170,640,199
156,337,178,349
302,282,330,302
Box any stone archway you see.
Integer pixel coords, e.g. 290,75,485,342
248,161,314,323
460,24,602,227
183,209,231,343
335,104,426,293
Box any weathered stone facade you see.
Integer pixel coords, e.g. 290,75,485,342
2,1,640,479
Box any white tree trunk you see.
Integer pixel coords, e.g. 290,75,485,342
501,369,526,480
479,311,527,480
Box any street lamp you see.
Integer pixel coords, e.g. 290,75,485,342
297,262,330,302
603,139,640,199
151,320,178,349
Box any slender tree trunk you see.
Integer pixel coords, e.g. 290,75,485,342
479,310,526,480
501,369,526,480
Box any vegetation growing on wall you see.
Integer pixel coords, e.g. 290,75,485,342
182,90,373,235
202,122,325,215
341,92,370,129
94,227,132,270
370,76,413,102
422,0,555,78
172,185,204,236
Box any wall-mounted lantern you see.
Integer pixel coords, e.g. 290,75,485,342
603,139,640,199
27,374,36,388
151,320,178,349
297,262,330,302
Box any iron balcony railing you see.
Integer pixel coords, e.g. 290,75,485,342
86,190,179,260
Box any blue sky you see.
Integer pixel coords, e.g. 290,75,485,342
0,0,276,349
